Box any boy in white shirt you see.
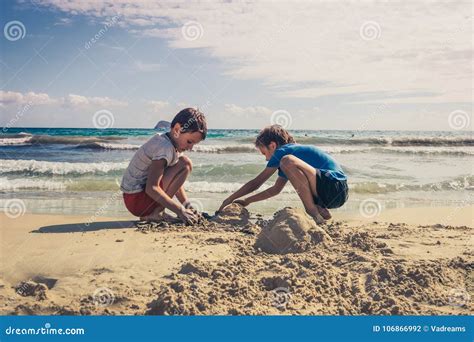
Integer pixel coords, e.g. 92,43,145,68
121,108,207,224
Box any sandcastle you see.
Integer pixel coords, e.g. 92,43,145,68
255,207,332,254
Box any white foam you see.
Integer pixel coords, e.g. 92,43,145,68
192,144,256,153
93,142,140,150
0,159,128,175
184,181,295,193
0,136,32,145
0,177,67,190
191,144,473,156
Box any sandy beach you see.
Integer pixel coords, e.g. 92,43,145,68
1,204,472,316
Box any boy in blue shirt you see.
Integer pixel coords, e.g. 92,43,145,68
219,125,348,224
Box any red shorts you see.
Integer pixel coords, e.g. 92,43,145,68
123,181,163,217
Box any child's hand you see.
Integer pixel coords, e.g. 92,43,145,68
183,200,204,220
218,198,232,212
183,200,198,212
233,199,249,207
178,207,199,225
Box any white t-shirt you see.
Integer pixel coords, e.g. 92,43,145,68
121,133,181,194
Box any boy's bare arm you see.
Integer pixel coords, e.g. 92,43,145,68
218,167,277,211
175,186,187,205
237,176,287,206
175,187,199,211
145,159,183,215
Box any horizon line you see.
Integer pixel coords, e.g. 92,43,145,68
1,126,471,133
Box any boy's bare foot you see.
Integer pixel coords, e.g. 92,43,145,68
140,211,182,223
139,213,163,222
306,206,326,225
311,213,326,225
139,207,166,222
316,205,332,220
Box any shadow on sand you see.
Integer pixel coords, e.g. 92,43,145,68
31,220,137,233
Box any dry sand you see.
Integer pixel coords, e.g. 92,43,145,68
0,204,472,315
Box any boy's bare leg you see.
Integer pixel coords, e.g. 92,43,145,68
140,156,192,221
279,155,331,223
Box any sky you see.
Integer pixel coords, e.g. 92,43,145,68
0,0,472,130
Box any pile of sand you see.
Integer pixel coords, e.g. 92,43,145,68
212,203,250,226
135,203,257,235
255,208,331,254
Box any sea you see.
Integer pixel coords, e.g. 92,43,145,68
1,127,472,218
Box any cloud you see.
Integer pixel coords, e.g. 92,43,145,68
64,94,89,107
63,94,128,107
0,91,57,107
148,100,170,112
224,104,272,117
0,91,128,109
35,1,473,105
54,17,73,26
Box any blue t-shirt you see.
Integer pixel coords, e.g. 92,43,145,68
266,143,347,181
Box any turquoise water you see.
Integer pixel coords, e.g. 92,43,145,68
1,128,472,216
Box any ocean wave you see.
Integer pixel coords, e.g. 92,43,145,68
192,163,264,178
0,134,126,146
2,132,473,156
186,176,474,194
2,175,472,193
0,159,128,175
371,147,474,156
192,144,257,154
350,175,474,194
75,142,141,150
239,135,474,147
307,136,474,147
184,181,295,194
192,144,473,156
0,177,67,191
0,136,33,145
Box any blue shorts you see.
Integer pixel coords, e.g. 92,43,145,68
314,172,349,209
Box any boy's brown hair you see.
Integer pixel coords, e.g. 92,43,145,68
255,124,296,148
171,108,208,140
